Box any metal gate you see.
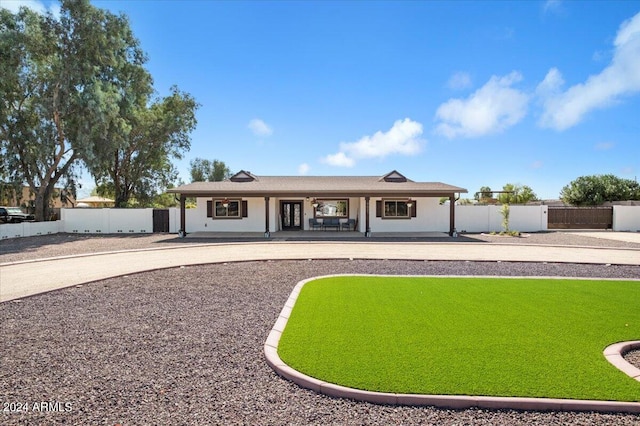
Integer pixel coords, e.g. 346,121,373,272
152,209,169,233
547,206,613,229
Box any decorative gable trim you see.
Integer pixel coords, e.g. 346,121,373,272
229,170,258,182
380,170,409,183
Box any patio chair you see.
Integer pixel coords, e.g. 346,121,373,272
322,218,340,231
341,218,356,231
309,218,322,231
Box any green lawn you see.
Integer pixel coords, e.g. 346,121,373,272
278,276,640,401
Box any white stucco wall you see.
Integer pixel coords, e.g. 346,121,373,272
107,209,152,233
62,208,110,233
613,206,640,231
61,208,153,233
169,208,180,233
2,201,593,239
0,221,62,239
367,197,450,233
508,205,548,232
455,205,548,233
186,198,267,232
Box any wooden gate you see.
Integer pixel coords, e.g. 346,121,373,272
152,209,169,233
547,206,613,229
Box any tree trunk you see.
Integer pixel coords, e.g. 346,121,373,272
33,185,52,222
115,192,128,208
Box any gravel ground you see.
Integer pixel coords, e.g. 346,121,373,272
0,233,179,264
1,254,640,425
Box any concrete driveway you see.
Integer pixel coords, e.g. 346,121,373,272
2,240,639,302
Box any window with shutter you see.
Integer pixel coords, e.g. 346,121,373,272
379,199,415,219
210,199,244,219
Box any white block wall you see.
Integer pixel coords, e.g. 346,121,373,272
2,204,636,239
169,208,181,233
455,205,548,233
613,206,640,231
1,221,62,239
106,209,152,233
61,208,152,234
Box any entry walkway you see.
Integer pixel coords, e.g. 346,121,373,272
1,241,639,302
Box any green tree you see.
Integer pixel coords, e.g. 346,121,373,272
500,203,510,233
0,0,148,220
560,174,640,206
91,87,198,207
497,184,538,204
189,158,231,182
475,186,493,202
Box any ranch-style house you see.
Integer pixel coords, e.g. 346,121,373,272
167,170,468,237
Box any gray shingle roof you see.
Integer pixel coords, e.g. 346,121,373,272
168,171,467,198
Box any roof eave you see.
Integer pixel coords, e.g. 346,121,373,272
167,188,467,198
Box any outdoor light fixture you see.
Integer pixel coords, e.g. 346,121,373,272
407,198,413,207
222,198,229,208
312,198,319,208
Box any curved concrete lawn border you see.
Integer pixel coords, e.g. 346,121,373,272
264,275,640,414
604,341,640,382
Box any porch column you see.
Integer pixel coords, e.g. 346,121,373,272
449,194,456,236
179,194,186,238
264,196,270,238
365,196,371,237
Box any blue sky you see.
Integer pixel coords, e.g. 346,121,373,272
4,1,640,199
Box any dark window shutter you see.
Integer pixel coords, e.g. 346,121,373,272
411,200,417,218
242,200,248,218
207,200,212,218
376,200,382,217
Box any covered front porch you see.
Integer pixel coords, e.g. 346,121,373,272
178,195,459,237
168,170,467,238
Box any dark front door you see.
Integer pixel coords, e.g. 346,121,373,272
281,201,302,230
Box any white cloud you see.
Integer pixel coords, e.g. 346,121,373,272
530,160,544,170
592,50,607,62
620,166,635,176
594,142,615,151
500,27,515,41
538,12,640,130
1,0,60,18
298,163,310,175
247,118,273,136
543,0,562,14
323,152,355,167
435,72,529,138
322,118,424,167
447,72,472,90
535,67,564,98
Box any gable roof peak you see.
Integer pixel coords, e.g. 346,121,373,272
380,170,410,182
229,170,258,182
